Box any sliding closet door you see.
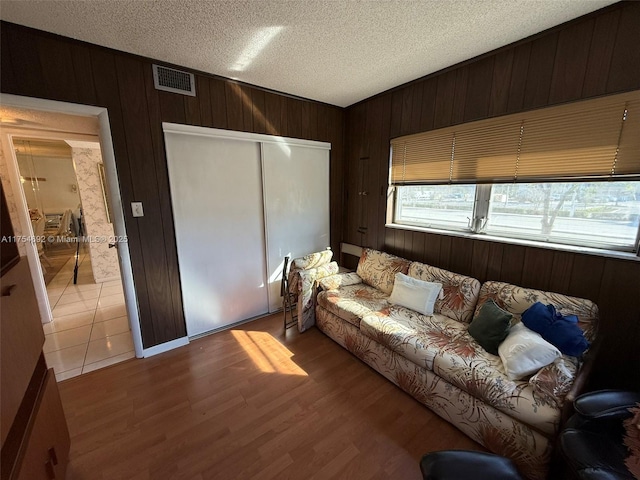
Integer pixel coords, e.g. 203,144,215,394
164,131,268,337
262,143,330,312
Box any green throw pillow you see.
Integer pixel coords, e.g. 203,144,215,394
468,299,513,355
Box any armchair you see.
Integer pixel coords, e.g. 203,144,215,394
560,389,640,479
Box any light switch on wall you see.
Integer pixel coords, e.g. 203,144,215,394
131,202,144,217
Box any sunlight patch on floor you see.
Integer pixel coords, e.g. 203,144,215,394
231,330,307,376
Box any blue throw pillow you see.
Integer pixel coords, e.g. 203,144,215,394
521,302,589,357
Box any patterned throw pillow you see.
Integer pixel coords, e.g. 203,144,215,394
529,357,576,407
356,249,410,295
293,249,333,270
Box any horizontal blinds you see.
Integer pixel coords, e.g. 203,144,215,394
390,132,453,185
616,99,640,176
453,120,522,182
390,90,640,185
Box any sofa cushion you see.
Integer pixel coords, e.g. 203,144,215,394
356,248,410,295
388,273,442,315
316,284,389,328
475,281,598,344
360,307,469,371
468,299,512,356
408,262,481,324
432,330,567,435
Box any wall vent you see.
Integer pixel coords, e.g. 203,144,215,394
152,64,196,96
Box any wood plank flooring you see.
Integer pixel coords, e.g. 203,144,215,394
58,314,483,479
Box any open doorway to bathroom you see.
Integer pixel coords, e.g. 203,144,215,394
0,95,143,381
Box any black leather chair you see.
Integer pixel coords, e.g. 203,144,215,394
419,450,522,480
560,389,640,479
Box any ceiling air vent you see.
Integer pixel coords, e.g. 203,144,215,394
152,64,196,96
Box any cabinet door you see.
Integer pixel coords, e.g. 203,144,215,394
1,258,45,445
16,369,70,480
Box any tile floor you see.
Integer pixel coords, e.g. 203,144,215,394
43,252,135,382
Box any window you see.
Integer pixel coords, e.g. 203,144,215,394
395,185,476,232
394,182,640,252
389,90,640,254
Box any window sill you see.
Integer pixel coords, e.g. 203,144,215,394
386,222,640,263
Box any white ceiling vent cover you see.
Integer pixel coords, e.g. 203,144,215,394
152,64,196,96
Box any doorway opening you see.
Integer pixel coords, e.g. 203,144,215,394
0,94,144,381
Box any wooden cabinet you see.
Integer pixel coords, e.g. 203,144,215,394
0,183,19,276
1,259,46,445
1,189,70,480
16,370,70,480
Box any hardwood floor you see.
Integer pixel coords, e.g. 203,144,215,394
58,314,483,479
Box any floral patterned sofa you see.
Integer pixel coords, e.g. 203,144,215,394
315,248,598,480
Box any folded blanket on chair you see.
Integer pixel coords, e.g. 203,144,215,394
294,260,339,332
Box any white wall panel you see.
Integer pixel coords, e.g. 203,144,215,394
164,132,268,337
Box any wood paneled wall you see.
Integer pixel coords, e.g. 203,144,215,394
343,1,640,389
0,22,345,349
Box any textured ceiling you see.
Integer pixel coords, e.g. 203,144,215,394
1,0,616,107
0,106,100,135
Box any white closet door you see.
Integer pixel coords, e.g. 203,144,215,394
165,132,268,337
262,143,330,312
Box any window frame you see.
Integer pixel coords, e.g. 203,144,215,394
390,183,640,257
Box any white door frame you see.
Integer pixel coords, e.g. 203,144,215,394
0,93,144,358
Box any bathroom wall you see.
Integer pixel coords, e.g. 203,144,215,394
69,142,120,283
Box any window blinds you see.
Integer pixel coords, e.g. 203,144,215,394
390,90,640,185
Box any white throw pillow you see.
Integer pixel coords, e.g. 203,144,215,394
388,273,442,316
499,323,562,380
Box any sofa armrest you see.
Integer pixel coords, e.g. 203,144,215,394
561,341,600,425
318,272,362,291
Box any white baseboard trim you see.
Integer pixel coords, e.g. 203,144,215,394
142,336,189,358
